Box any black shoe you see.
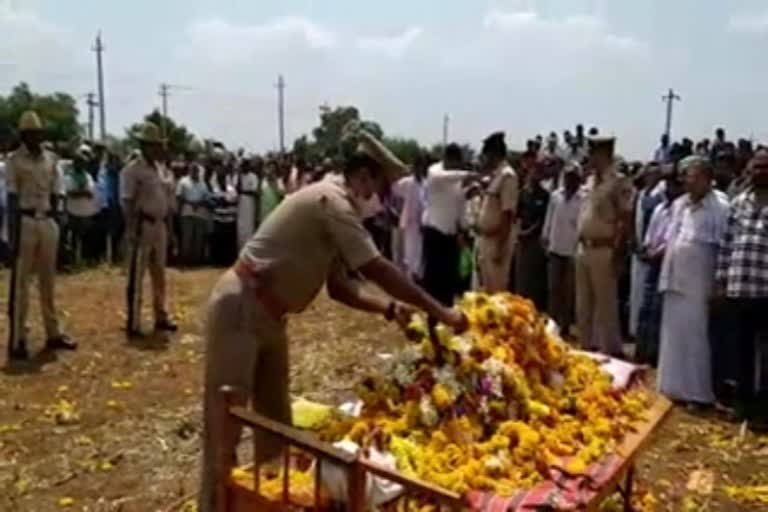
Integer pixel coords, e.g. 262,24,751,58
126,329,146,339
8,341,30,361
155,320,178,333
46,335,77,351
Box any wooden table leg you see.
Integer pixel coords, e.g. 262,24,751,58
622,465,635,512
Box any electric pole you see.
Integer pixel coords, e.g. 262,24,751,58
661,88,680,140
84,92,99,141
159,82,170,141
442,113,449,147
276,74,286,154
92,32,107,141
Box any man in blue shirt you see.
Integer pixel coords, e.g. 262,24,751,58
92,144,124,262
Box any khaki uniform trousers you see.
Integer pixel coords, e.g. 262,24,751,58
475,234,516,293
126,219,169,332
574,246,622,355
8,216,61,349
199,269,290,512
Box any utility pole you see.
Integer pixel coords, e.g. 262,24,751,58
85,92,99,141
92,32,106,141
276,74,285,154
159,82,170,141
442,113,449,147
661,88,680,140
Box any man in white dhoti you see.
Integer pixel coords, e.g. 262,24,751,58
657,156,730,406
629,162,663,338
392,159,427,281
236,157,261,249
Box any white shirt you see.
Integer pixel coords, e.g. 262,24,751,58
176,175,209,217
65,169,99,217
422,162,470,235
542,187,584,257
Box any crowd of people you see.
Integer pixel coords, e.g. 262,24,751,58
1,114,766,434
2,110,767,510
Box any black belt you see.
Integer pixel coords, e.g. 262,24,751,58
19,209,54,218
139,212,167,224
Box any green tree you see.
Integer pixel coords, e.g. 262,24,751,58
294,105,384,161
381,136,426,164
126,109,195,156
0,82,80,151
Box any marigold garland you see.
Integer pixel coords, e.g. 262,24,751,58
318,292,649,496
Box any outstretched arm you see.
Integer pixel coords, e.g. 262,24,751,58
358,256,466,330
327,264,390,315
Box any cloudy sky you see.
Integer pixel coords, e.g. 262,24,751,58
2,0,768,158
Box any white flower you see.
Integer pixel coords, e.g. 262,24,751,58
547,371,565,391
434,367,462,397
448,334,473,356
393,362,416,386
419,396,439,427
491,296,509,319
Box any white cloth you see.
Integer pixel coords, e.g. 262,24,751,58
393,176,425,279
657,191,728,404
422,162,470,235
65,170,99,217
658,192,729,294
657,291,716,403
237,172,260,248
542,187,584,257
319,439,403,507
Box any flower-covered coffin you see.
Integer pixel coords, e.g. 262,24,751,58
317,292,649,498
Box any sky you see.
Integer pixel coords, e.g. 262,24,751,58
2,0,768,159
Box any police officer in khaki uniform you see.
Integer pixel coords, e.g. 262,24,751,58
198,129,469,511
475,132,519,292
575,136,633,356
120,122,177,337
6,111,75,361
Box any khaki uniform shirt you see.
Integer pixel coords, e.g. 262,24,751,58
239,176,379,313
120,157,174,221
477,162,518,238
6,146,59,213
577,168,634,240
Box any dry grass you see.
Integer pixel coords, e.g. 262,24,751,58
0,267,765,511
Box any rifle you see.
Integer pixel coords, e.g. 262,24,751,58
6,195,22,359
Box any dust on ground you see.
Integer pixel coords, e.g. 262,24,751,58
0,267,765,511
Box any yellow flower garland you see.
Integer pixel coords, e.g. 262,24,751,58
318,292,649,497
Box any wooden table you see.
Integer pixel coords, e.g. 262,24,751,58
216,387,673,512
583,394,673,512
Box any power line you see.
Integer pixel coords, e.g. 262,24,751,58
276,74,286,154
92,31,106,141
662,88,681,140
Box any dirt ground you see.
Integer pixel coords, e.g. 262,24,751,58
0,266,766,511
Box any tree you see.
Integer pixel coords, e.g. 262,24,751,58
381,136,427,164
126,109,195,157
293,105,384,162
0,82,80,151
